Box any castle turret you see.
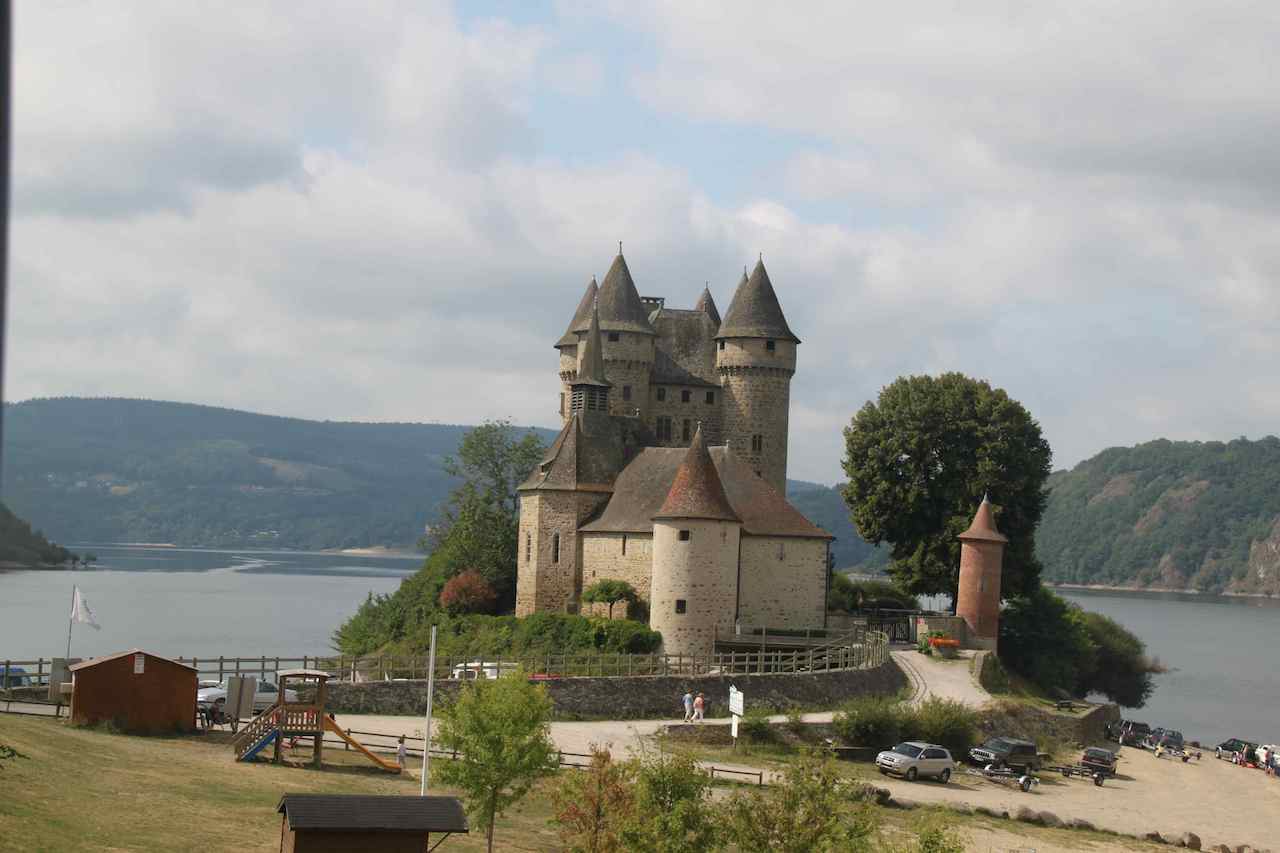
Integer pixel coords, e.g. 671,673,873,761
570,253,655,419
954,496,1007,650
715,259,798,493
648,425,742,657
555,277,597,424
694,285,721,327
570,302,611,415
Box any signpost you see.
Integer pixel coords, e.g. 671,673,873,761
729,685,743,749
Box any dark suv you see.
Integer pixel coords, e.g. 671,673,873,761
969,737,1042,771
1113,720,1151,746
1145,728,1184,751
1215,738,1256,761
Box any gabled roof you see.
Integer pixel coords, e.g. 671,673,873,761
69,649,197,672
694,286,721,327
958,496,1008,543
716,259,799,342
556,277,598,348
574,303,611,388
581,445,831,538
277,795,468,833
655,426,739,522
519,412,653,492
576,254,656,336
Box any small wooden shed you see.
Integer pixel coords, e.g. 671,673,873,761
276,794,469,852
68,649,196,733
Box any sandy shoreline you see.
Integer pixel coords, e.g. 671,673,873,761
1049,582,1277,600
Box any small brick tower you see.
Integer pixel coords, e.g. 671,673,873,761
955,495,1008,650
648,424,742,657
715,259,798,494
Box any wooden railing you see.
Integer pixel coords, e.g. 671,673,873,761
231,706,279,759
4,632,891,689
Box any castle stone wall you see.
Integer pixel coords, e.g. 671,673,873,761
516,490,608,617
649,519,740,657
581,532,653,601
557,345,578,424
718,369,793,493
598,331,653,419
736,536,828,628
647,385,723,447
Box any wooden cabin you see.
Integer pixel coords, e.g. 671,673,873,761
68,649,196,733
276,794,468,852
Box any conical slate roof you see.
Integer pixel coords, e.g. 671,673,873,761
573,302,611,388
654,425,740,522
576,254,656,336
716,259,799,342
556,277,598,348
958,495,1008,543
694,286,721,327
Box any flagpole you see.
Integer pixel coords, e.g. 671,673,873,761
66,585,75,658
419,624,437,796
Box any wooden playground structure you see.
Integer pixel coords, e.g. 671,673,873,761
229,669,399,774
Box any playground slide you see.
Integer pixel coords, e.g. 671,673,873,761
323,717,402,774
240,730,278,762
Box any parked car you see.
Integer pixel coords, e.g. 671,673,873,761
1145,728,1184,751
1081,747,1118,777
196,679,297,713
0,665,30,688
969,737,1043,772
1114,720,1151,746
875,742,956,782
450,661,520,680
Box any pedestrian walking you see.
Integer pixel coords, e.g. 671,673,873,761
693,692,705,722
397,735,408,769
682,690,694,722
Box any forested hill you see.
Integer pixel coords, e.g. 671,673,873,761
1037,436,1280,595
0,397,879,560
0,398,555,550
0,502,73,566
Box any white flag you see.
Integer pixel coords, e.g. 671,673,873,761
70,586,101,630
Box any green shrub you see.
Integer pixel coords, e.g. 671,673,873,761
833,695,904,749
904,698,978,756
738,706,775,744
784,706,806,736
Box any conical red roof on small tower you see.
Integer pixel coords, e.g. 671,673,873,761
958,495,1008,543
654,425,740,522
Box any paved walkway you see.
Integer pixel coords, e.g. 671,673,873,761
891,648,991,707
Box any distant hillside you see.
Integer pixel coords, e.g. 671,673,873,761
2,397,884,561
1037,436,1280,595
0,501,73,566
1,398,556,550
785,480,887,571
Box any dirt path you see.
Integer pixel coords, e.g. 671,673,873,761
891,648,991,706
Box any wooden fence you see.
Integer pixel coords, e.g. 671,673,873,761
2,631,889,688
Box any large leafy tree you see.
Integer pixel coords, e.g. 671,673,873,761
841,373,1052,605
581,580,638,620
435,673,558,853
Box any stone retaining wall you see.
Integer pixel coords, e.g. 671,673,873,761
326,660,907,720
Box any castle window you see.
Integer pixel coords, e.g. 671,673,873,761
681,389,691,403
656,387,667,402
622,534,628,556
622,385,632,401
552,533,561,564
682,419,691,441
678,530,691,542
766,339,776,352
705,391,715,404
718,340,725,351
675,599,687,614
607,332,620,342
526,532,531,562
559,393,565,416
656,416,673,441
777,542,785,561
752,434,763,453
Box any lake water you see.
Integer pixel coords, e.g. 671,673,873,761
0,545,421,660
1,547,1274,746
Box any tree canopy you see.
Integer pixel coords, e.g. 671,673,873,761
841,373,1052,604
581,580,638,620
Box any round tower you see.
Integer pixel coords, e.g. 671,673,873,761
569,253,655,420
715,259,798,494
648,425,741,658
555,277,598,425
955,496,1008,650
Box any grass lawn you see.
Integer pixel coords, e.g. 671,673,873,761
0,715,561,852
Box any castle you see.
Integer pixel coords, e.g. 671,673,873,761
515,252,834,656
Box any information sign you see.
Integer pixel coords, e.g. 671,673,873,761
728,685,744,717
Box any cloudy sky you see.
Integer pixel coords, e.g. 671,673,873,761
6,1,1280,484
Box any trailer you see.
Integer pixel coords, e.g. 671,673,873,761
965,764,1040,793
1043,763,1107,786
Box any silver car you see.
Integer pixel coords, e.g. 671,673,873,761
875,741,956,783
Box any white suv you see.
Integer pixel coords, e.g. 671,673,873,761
876,742,956,783
197,679,298,713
